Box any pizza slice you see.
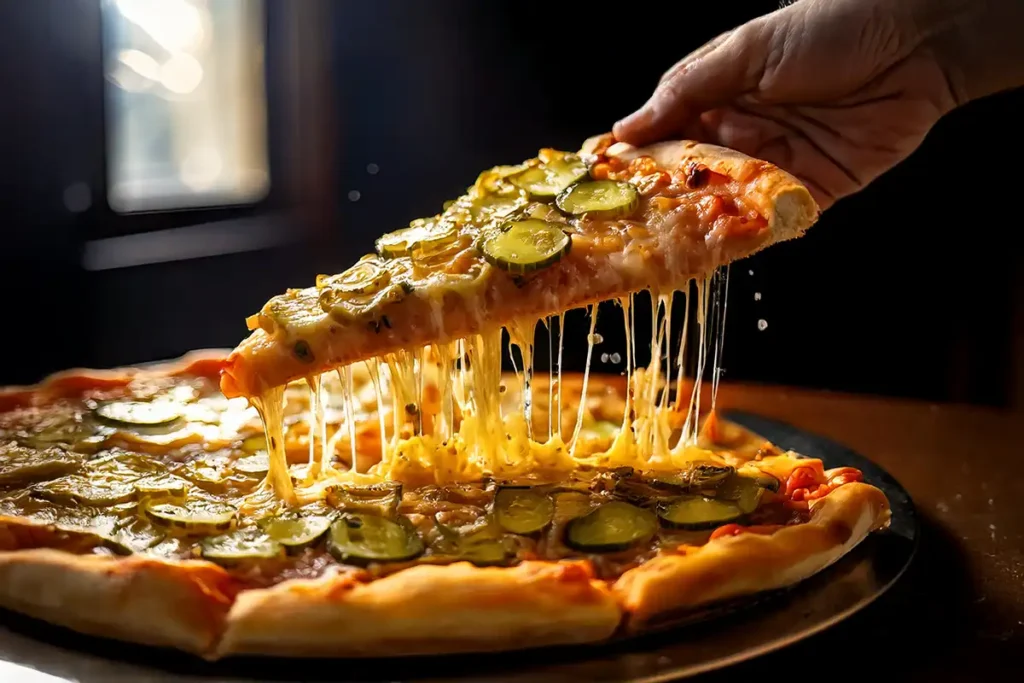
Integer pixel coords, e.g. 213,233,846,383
221,134,818,399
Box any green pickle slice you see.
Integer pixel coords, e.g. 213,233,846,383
564,501,657,552
317,257,391,296
376,218,458,259
201,528,283,564
510,156,588,198
657,496,744,529
144,499,236,534
715,473,770,514
493,487,554,535
327,514,424,565
555,180,638,218
134,473,190,498
94,401,183,428
32,475,136,506
0,443,83,485
479,219,570,275
262,514,333,552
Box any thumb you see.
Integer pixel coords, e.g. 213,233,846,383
613,20,772,147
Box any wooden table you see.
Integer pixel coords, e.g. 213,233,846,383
690,383,1024,681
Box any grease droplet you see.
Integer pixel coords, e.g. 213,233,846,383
348,190,361,202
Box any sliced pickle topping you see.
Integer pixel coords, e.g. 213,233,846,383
144,499,236,534
715,473,768,514
31,475,136,507
94,401,183,428
133,473,190,498
326,482,402,517
493,487,554,535
317,256,391,296
0,442,83,485
376,218,459,259
232,452,270,476
649,462,735,492
456,538,514,566
261,514,333,552
555,180,638,218
201,528,283,564
479,219,571,275
657,496,744,530
328,514,424,565
510,156,588,198
564,501,657,552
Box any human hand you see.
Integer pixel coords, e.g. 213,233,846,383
612,0,961,209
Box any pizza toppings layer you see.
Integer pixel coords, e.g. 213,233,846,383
0,366,855,591
221,139,817,399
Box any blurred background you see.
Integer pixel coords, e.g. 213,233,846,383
0,0,1021,410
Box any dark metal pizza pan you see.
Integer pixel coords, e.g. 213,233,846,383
0,411,917,683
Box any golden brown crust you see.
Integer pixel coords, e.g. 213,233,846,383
583,134,820,246
0,548,237,655
216,560,621,658
0,349,229,411
613,482,890,630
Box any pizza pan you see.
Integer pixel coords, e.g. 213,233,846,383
0,411,917,683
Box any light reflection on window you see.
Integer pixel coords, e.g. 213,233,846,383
103,0,269,213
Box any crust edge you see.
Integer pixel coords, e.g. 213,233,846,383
0,548,236,656
613,482,891,631
215,560,622,659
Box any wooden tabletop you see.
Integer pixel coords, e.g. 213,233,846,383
691,383,1024,681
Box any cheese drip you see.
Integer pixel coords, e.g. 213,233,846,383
249,268,733,501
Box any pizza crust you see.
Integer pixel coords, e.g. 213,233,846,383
0,548,236,655
216,560,621,658
581,133,819,246
613,482,891,630
0,349,229,411
0,483,886,659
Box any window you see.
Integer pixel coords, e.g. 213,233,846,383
102,0,269,213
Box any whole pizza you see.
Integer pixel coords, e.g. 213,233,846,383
0,135,890,659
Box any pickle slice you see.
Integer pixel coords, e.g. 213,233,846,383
458,538,514,566
31,475,136,506
134,473,191,498
326,482,402,517
262,514,332,552
564,501,657,552
479,220,571,275
0,443,83,485
232,453,270,476
649,462,735,492
714,473,768,514
510,156,588,198
144,499,236,534
327,514,424,565
95,401,183,428
201,529,283,565
657,496,744,530
556,180,638,218
494,487,554,535
317,256,391,296
376,218,459,259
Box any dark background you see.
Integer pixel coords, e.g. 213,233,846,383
1,0,1021,408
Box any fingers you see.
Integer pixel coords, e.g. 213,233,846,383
613,21,772,147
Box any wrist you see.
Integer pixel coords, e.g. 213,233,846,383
913,0,1024,105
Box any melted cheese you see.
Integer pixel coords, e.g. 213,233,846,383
249,267,733,503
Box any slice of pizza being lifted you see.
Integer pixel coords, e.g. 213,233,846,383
221,134,818,400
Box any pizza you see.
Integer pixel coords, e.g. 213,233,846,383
0,135,891,661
